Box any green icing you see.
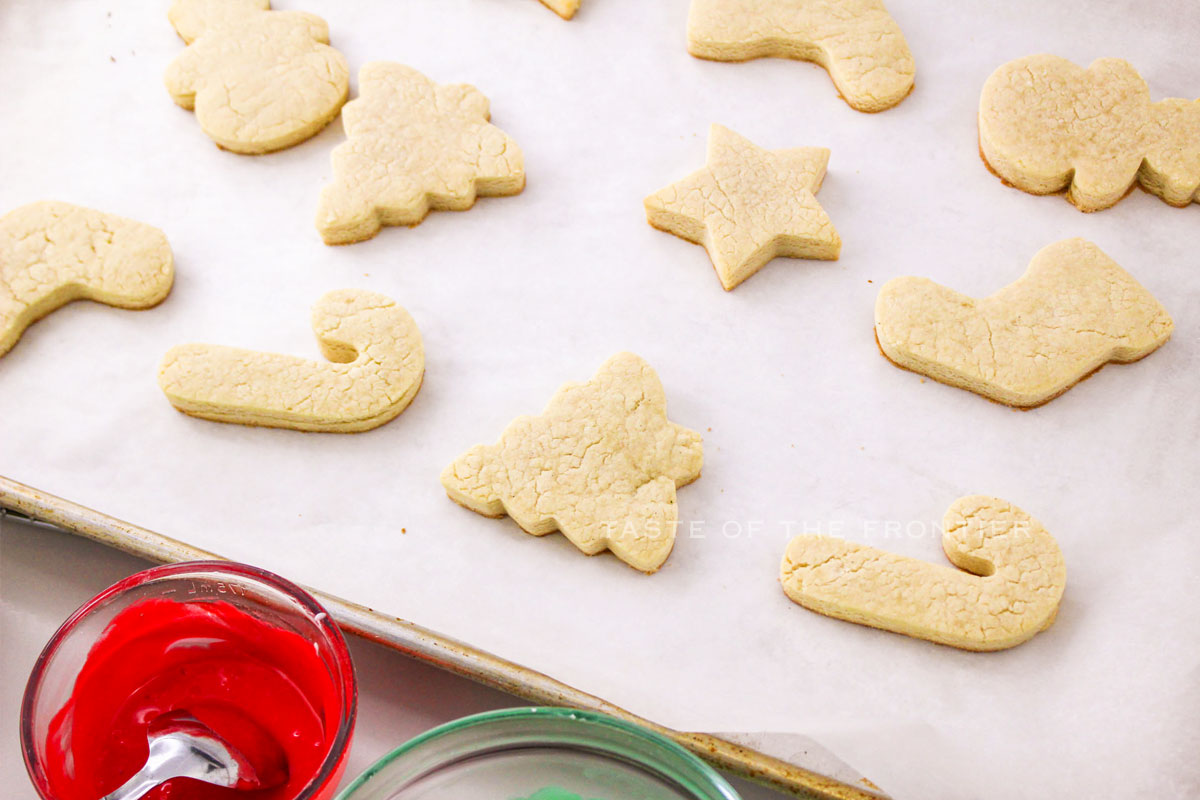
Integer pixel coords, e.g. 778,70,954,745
516,788,600,800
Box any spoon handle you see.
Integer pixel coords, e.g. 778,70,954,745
101,766,174,800
101,734,235,800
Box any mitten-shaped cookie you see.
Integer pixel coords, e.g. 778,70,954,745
316,63,525,245
1,202,173,359
164,0,349,154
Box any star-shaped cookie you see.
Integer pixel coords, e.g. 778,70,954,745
441,352,703,573
645,124,840,290
539,0,580,19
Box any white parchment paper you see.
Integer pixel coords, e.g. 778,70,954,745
1,1,1198,797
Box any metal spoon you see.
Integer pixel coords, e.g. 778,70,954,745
102,710,287,800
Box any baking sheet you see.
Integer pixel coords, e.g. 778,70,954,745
1,1,1198,798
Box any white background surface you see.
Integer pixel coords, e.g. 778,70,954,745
1,1,1198,798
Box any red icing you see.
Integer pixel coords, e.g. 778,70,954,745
44,598,344,800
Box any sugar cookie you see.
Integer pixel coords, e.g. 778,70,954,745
539,0,580,19
158,290,423,432
164,0,349,154
441,352,703,573
979,54,1200,211
645,124,840,290
874,238,1173,407
687,0,915,112
1143,98,1200,206
1,201,173,359
781,495,1065,651
316,62,525,245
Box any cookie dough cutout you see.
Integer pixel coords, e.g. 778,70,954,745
875,238,1173,408
645,124,840,291
980,54,1200,211
1,201,173,359
316,63,525,245
158,290,423,432
441,353,703,573
782,496,1066,651
687,0,915,112
164,0,350,154
539,0,580,19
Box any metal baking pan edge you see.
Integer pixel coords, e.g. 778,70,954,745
0,474,886,800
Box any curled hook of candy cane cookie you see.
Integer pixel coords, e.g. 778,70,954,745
0,201,173,359
158,289,423,432
780,496,1066,651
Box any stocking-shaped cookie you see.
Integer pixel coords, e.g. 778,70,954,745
782,496,1066,651
164,0,349,154
159,290,424,432
687,0,915,112
1,202,173,359
875,238,1173,407
441,352,703,573
316,63,525,245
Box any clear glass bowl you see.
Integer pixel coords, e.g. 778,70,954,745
20,560,358,800
336,707,741,800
